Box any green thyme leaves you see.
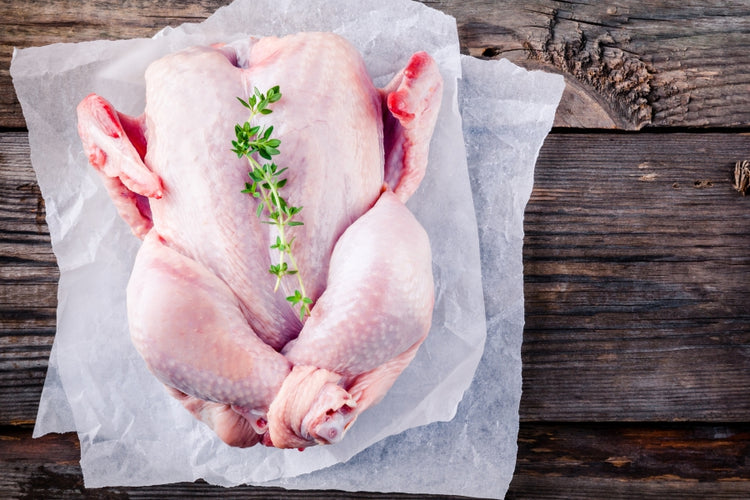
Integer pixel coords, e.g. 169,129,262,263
232,86,312,321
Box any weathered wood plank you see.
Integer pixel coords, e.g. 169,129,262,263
2,1,750,130
508,477,750,500
510,422,750,498
513,422,750,482
522,131,750,421
1,131,749,426
451,0,750,129
2,423,748,499
0,428,466,499
0,131,57,426
0,0,234,128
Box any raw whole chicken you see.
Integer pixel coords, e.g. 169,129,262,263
76,32,443,449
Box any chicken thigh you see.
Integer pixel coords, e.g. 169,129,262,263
76,32,442,449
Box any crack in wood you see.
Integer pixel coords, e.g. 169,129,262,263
15,182,46,228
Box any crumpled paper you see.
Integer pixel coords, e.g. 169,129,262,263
10,0,563,498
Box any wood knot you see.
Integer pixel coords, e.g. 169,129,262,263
481,47,501,58
526,9,656,129
732,160,750,195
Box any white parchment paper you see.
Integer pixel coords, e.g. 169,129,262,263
10,0,564,497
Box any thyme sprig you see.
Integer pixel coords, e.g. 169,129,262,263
231,86,312,321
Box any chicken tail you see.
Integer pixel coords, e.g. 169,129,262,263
266,365,358,449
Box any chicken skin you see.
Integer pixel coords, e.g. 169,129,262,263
76,32,442,448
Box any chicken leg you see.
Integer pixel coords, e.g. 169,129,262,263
127,231,292,447
270,191,434,448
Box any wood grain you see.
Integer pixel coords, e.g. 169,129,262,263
514,422,750,482
523,131,750,421
0,0,233,128
507,477,750,500
2,423,748,499
0,427,462,499
0,132,57,426
510,422,750,498
2,0,750,130
444,0,750,129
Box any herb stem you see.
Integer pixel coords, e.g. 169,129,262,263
231,86,312,321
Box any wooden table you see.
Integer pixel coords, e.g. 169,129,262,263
2,1,749,498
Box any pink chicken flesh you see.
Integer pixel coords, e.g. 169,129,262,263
76,32,443,449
